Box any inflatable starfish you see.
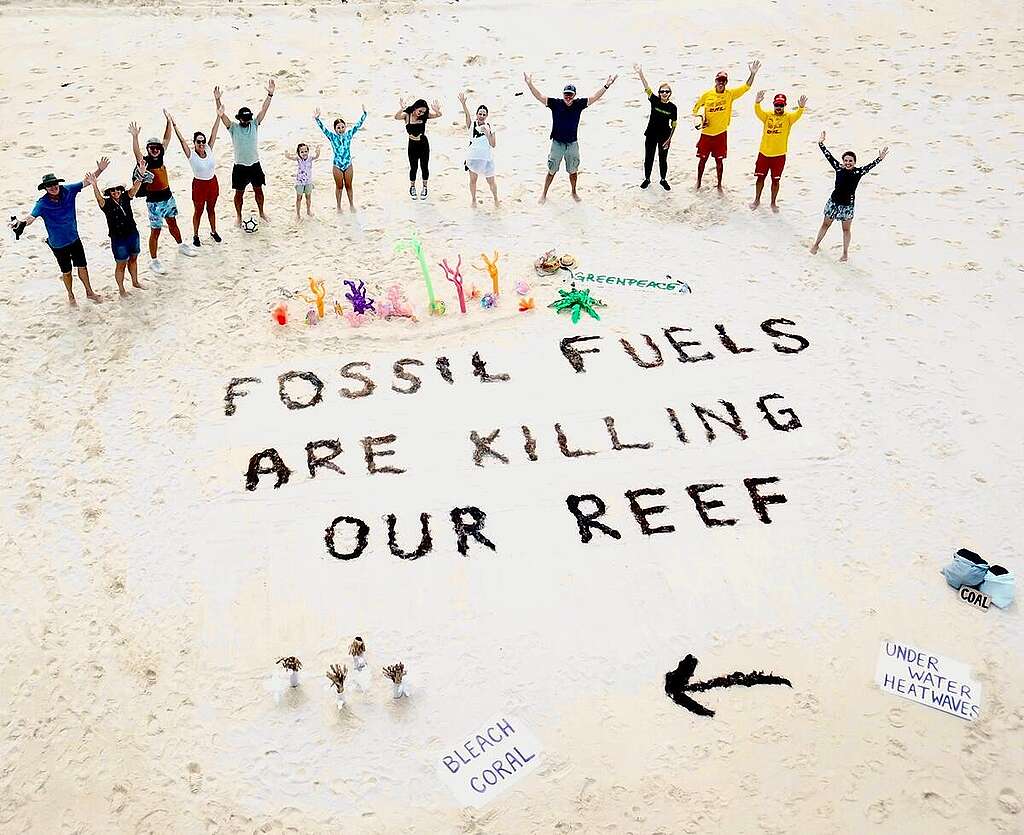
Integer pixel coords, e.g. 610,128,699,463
548,284,605,324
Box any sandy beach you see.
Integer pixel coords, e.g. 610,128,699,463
1,0,1022,832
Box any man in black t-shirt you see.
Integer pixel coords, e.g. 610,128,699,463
524,72,617,203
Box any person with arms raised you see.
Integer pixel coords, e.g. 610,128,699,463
692,60,760,191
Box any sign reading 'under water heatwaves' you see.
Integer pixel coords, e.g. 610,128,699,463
874,640,982,721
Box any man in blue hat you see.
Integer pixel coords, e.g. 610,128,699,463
523,73,617,203
9,157,110,305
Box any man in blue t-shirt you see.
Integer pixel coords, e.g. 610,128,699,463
10,158,110,305
524,72,617,203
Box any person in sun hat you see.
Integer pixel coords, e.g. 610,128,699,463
9,157,110,305
523,71,618,204
692,60,760,191
129,113,198,275
750,89,807,212
84,159,147,296
215,79,275,226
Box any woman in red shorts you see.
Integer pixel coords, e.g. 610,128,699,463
171,107,223,247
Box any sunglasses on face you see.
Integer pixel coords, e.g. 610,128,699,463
195,139,207,144
659,89,671,95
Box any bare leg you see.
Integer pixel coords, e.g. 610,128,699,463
192,206,203,236
114,261,128,296
254,186,268,221
469,171,479,208
306,193,313,216
343,165,355,212
333,166,344,211
569,172,581,202
751,174,766,209
696,156,708,189
61,272,76,306
810,217,833,254
127,255,143,288
770,178,781,212
149,228,160,258
715,158,724,191
295,194,302,220
233,190,243,225
540,172,555,203
207,203,218,236
78,266,102,303
486,176,499,207
840,219,853,261
166,217,183,244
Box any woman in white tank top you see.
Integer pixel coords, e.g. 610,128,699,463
172,104,223,247
458,92,498,208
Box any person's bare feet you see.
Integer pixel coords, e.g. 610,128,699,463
716,185,724,195
810,244,819,255
131,281,146,290
260,213,270,224
750,201,760,210
839,253,848,262
118,287,128,297
67,296,78,307
571,192,581,203
539,195,547,205
234,217,242,227
307,209,314,216
771,204,779,214
86,292,103,304
493,200,500,208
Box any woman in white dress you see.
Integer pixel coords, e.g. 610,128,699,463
458,92,498,208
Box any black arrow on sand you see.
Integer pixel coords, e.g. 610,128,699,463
665,654,792,717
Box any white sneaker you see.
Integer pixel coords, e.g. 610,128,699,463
179,242,198,257
150,259,166,275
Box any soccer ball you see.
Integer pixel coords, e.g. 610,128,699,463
241,215,259,233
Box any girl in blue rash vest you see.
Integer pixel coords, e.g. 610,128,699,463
314,106,367,212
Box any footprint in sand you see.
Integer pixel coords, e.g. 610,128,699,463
866,799,892,824
186,762,203,794
998,789,1021,815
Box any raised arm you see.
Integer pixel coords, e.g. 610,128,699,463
169,112,191,157
858,146,888,174
214,87,232,129
393,98,408,120
523,73,546,105
129,121,144,163
754,90,767,122
209,106,223,147
313,145,322,161
588,74,617,104
791,95,807,123
428,99,442,119
128,159,147,197
283,150,297,160
314,108,333,139
818,131,840,171
457,92,471,129
634,64,651,95
92,156,110,181
256,78,275,125
745,59,761,87
349,107,367,135
85,172,105,208
161,111,173,150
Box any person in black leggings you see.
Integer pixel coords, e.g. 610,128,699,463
634,64,677,190
394,97,442,200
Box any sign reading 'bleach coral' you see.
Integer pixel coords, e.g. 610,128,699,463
874,640,982,721
435,715,543,807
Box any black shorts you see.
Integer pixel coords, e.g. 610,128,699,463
231,162,266,191
49,238,87,272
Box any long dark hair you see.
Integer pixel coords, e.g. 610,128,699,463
404,98,429,119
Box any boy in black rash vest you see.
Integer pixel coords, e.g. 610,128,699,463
129,115,198,275
810,130,889,261
634,64,678,190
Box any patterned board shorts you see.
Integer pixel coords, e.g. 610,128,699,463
147,196,179,229
824,198,855,221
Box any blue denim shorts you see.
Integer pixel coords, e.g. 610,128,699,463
110,230,141,263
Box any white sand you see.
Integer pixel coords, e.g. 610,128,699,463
1,1,1022,832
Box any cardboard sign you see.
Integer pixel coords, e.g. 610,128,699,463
435,715,543,807
958,586,991,610
875,640,982,721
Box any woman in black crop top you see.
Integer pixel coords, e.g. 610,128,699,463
810,130,888,261
394,97,442,200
